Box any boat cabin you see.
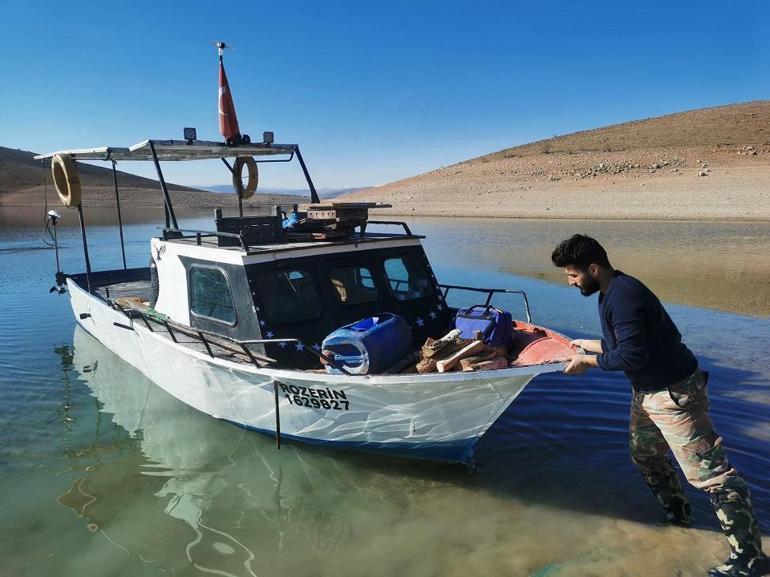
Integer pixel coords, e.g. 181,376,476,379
150,207,454,368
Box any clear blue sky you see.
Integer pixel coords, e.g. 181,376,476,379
1,0,768,189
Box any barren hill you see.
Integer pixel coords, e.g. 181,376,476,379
0,146,307,208
340,101,770,220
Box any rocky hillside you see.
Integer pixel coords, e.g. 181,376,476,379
340,101,770,220
0,146,200,194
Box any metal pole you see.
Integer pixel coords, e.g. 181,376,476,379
111,161,127,269
273,380,282,449
76,204,92,293
52,221,61,273
295,147,320,204
149,140,179,230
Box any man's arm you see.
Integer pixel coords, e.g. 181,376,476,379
570,339,603,354
595,301,649,372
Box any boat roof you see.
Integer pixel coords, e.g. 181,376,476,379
34,140,296,161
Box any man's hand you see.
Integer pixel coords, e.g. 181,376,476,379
563,353,599,375
569,339,604,354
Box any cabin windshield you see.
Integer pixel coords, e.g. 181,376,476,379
257,269,323,325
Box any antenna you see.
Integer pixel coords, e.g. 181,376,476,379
214,41,234,59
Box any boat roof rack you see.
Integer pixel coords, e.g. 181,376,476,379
34,140,297,161
160,204,418,252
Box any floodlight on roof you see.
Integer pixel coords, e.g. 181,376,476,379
183,127,197,143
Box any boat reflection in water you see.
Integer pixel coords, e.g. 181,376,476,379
67,326,457,576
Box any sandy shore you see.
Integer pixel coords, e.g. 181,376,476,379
342,154,770,221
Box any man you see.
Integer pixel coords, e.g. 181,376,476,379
551,234,767,577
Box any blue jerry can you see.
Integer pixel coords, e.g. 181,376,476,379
322,313,412,375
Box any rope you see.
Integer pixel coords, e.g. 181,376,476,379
39,160,65,283
40,160,57,247
41,217,56,247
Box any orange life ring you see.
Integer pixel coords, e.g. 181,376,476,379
51,154,82,208
232,156,258,199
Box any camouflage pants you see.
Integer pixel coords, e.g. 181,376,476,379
630,369,739,494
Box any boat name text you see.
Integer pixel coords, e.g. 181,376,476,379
277,382,349,411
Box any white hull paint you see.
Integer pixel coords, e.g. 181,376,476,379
69,279,565,463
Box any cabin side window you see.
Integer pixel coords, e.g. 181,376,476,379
384,255,434,301
258,269,322,324
329,266,379,305
189,266,237,325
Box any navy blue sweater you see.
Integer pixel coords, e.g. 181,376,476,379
596,271,697,391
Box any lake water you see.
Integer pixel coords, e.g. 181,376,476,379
1,206,768,577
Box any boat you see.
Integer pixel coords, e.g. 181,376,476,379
36,47,576,465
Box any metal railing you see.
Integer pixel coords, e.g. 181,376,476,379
162,228,248,250
365,220,414,236
108,299,350,373
438,283,532,324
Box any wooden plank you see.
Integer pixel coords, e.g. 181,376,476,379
462,357,509,372
421,329,462,358
435,340,487,373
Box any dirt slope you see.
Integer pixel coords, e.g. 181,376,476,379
340,101,770,220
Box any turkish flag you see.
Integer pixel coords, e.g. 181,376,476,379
218,61,241,142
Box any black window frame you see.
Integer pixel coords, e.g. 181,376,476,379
382,252,436,302
188,264,239,327
327,264,380,306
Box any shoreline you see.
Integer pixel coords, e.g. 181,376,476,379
3,199,769,223
369,210,770,222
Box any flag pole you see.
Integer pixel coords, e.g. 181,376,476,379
216,41,245,146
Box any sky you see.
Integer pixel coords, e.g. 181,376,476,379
1,0,768,190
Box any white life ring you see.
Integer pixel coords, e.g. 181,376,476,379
51,154,82,208
232,156,258,199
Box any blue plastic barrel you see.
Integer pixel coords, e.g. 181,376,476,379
322,313,412,374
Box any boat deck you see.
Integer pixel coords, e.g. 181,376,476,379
96,279,152,303
72,268,272,368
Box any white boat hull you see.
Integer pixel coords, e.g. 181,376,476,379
68,279,565,463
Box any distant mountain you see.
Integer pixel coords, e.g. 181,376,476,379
197,185,368,199
0,147,315,207
0,146,197,195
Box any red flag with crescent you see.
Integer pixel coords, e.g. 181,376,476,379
218,60,241,141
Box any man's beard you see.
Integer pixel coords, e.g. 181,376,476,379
578,276,600,296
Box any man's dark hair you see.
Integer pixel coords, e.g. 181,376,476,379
551,234,611,269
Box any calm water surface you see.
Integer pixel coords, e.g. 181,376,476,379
0,207,768,577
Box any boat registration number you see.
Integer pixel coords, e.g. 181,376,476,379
277,383,350,411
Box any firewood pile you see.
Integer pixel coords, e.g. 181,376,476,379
414,328,511,374
321,328,521,375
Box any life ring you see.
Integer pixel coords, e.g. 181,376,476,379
51,154,82,208
232,156,258,199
